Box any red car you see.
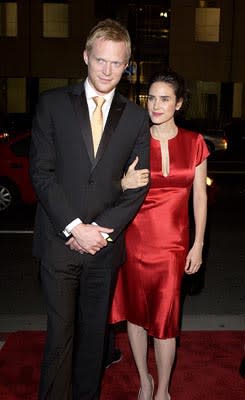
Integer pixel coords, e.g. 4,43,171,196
0,132,36,212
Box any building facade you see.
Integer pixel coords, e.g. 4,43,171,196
0,0,94,115
170,0,245,125
0,0,171,116
0,0,244,128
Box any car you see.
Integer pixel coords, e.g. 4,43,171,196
0,132,36,212
175,118,228,153
202,129,228,153
206,174,218,206
224,119,245,152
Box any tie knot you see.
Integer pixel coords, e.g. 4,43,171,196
93,96,105,108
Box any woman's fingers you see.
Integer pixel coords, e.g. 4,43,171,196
185,259,202,274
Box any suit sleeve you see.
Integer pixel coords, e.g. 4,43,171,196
95,111,150,241
29,93,78,235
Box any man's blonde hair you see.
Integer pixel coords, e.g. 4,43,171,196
85,19,131,62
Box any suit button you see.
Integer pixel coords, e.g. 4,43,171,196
88,178,94,185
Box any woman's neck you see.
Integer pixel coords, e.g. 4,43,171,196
151,121,178,140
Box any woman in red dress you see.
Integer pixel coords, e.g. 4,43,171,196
110,71,209,400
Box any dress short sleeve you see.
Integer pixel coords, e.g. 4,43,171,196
195,134,210,166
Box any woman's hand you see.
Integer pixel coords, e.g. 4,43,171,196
184,242,203,274
121,156,150,191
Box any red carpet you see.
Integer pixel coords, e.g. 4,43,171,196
0,330,244,399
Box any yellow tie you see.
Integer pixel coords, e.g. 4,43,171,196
91,96,105,156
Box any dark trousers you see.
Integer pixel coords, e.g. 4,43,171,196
38,253,116,400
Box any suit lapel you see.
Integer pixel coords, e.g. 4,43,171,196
68,84,127,170
68,84,94,163
93,91,127,169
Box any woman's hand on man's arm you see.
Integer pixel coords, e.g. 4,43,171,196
121,156,150,191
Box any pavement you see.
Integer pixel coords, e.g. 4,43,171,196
0,171,245,340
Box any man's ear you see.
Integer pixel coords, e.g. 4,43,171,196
83,50,88,65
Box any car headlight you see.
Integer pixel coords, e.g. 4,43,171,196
0,132,9,141
206,176,213,187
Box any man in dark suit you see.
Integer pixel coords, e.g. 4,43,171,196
30,19,150,400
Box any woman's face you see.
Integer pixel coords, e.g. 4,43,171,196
147,81,183,125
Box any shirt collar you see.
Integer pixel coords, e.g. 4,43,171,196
84,78,115,103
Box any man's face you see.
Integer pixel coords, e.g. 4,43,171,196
83,37,128,95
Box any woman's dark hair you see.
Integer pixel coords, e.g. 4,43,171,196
148,69,188,106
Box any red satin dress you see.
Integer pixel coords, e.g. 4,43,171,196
110,128,209,339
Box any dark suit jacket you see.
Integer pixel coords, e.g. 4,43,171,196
30,82,150,267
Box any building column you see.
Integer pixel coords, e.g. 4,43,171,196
232,82,243,119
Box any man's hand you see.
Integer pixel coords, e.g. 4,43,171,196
68,223,114,255
65,237,86,253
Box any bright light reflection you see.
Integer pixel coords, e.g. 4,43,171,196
0,132,9,140
223,139,228,150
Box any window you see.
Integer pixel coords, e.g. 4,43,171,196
11,136,31,157
0,1,17,37
43,2,69,38
195,7,220,42
186,81,220,120
39,78,69,94
139,61,163,85
195,1,221,42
